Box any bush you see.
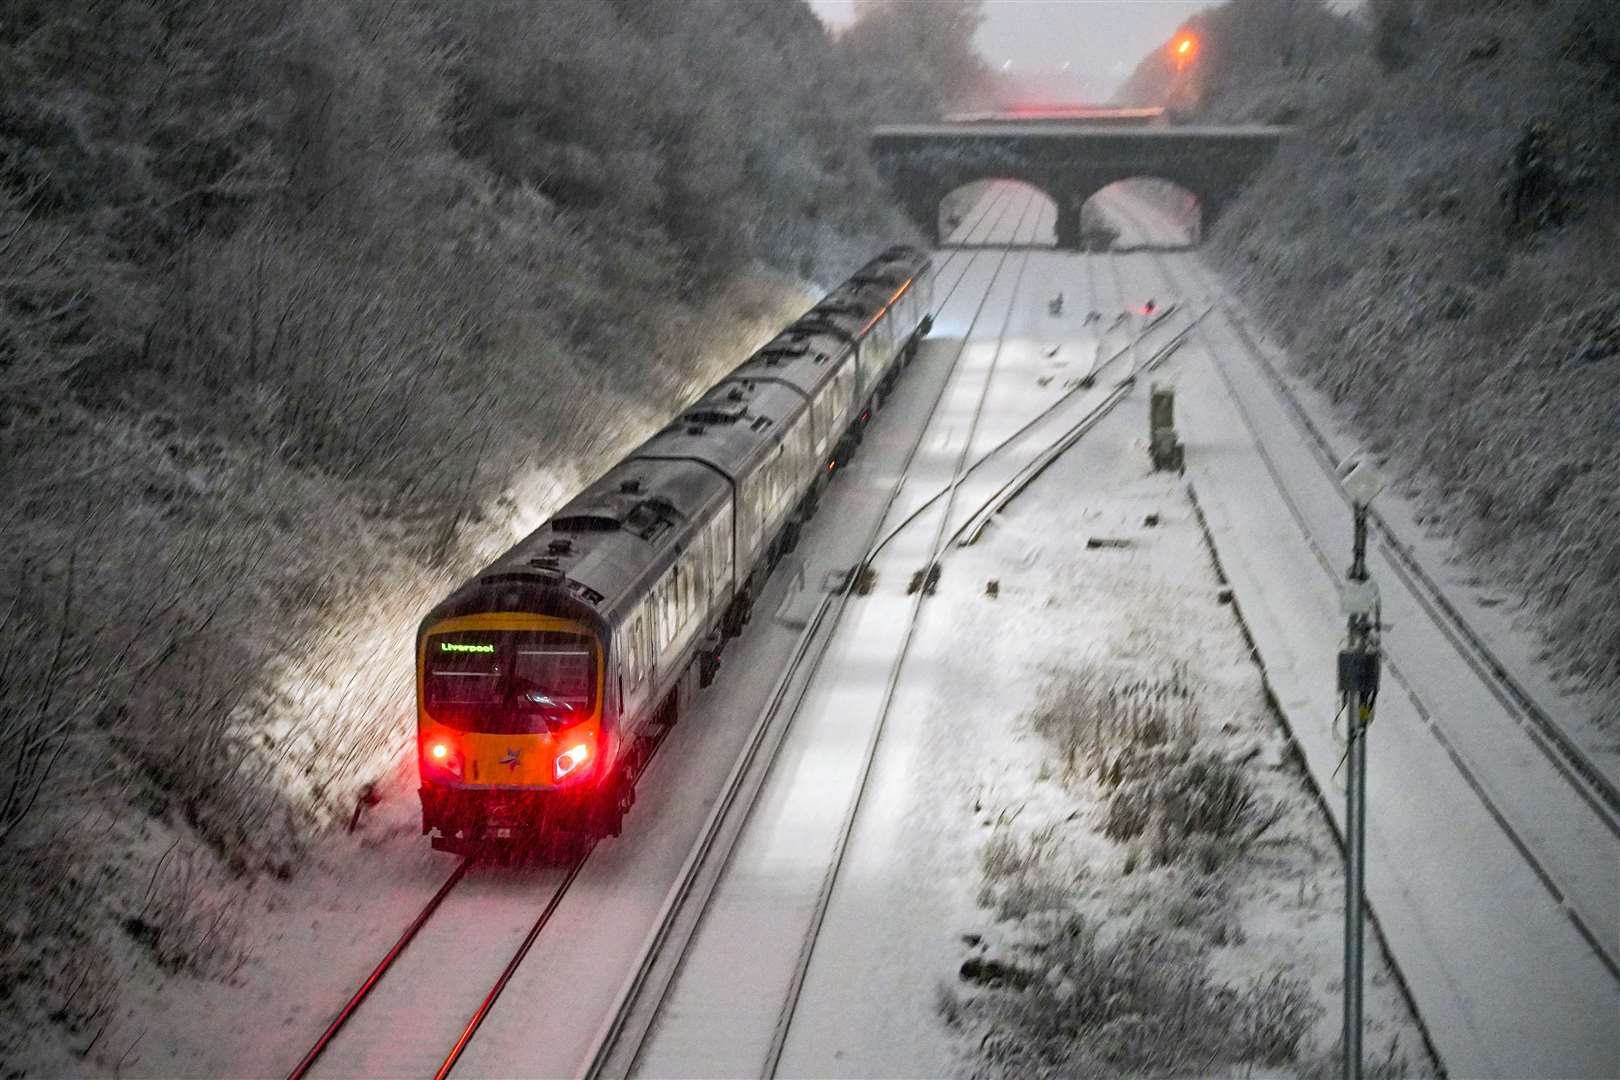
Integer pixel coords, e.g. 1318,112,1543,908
964,914,1320,1076
1,0,924,1063
1201,0,1620,720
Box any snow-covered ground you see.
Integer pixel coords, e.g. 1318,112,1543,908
73,177,1615,1080
776,365,1425,1079
1099,186,1619,1077
79,186,1036,1079
631,181,1429,1079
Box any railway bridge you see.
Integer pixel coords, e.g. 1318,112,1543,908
871,122,1288,247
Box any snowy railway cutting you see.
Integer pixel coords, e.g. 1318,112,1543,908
279,185,1105,1079
282,186,1232,1080
1101,189,1618,1076
264,180,1617,1080
14,8,1620,1080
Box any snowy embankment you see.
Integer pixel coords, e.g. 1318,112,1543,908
3,272,825,1080
1099,188,1619,1078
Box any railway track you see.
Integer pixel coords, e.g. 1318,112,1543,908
1105,196,1620,983
286,860,471,1080
867,301,1196,556
757,201,1042,1078
582,213,1207,1078
950,305,1208,548
282,184,1044,1080
580,187,1058,1079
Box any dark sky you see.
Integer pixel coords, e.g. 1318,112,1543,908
810,0,1213,102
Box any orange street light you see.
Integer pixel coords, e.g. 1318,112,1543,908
1172,33,1198,70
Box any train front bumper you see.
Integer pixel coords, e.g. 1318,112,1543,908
419,780,600,849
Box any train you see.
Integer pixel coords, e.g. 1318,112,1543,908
415,246,936,853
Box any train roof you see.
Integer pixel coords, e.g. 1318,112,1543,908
784,247,928,344
795,295,870,341
419,575,609,640
458,455,729,626
632,376,809,482
725,324,852,399
861,245,932,281
418,244,932,637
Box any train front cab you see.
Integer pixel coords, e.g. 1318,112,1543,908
417,610,622,851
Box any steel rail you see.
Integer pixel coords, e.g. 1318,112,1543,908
285,190,1035,1080
927,182,1021,292
1125,217,1620,830
952,308,1210,548
861,301,1183,563
762,197,1048,1079
286,859,471,1080
928,184,1027,312
1125,222,1620,981
433,857,589,1080
578,190,1048,1080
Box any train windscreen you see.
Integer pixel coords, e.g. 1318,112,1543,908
424,630,597,733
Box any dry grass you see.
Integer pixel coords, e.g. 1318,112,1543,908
963,911,1321,1077
958,656,1316,1077
1028,665,1256,868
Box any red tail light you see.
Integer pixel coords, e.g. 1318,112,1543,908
422,734,463,779
554,741,590,782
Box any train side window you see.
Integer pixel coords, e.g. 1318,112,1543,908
638,609,652,679
626,615,644,686
675,561,689,631
684,558,694,624
683,551,696,623
662,574,676,650
711,510,731,594
670,569,683,639
693,543,708,613
622,623,635,687
654,581,667,654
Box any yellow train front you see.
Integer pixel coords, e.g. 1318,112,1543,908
415,245,935,853
416,581,624,852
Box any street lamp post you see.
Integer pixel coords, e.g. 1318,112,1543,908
1336,455,1385,1080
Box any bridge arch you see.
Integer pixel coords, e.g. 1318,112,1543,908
938,179,1059,246
1082,177,1205,249
871,122,1285,249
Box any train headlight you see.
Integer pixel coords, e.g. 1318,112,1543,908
553,741,591,782
423,734,463,780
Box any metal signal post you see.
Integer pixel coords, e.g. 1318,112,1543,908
1336,456,1385,1080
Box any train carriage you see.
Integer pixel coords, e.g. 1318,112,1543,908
415,246,933,852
